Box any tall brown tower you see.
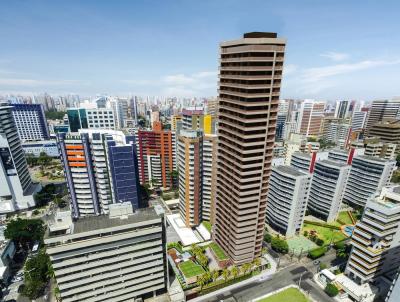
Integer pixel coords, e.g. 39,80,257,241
213,32,286,264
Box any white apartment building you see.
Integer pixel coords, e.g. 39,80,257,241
266,166,312,237
45,204,168,302
352,111,367,131
0,103,39,213
344,156,396,208
22,140,59,157
345,186,400,285
308,159,350,222
202,134,217,222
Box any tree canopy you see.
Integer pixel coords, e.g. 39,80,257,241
23,249,52,299
270,236,289,254
4,218,45,249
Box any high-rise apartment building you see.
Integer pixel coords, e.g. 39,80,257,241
11,103,50,141
334,100,350,119
171,115,182,131
266,166,311,237
202,134,217,223
322,117,351,148
57,130,141,218
0,103,38,213
297,100,325,136
307,160,350,222
136,128,176,188
182,107,214,134
351,111,367,131
178,130,203,227
365,99,400,133
344,156,395,208
67,107,116,132
213,32,286,264
45,203,168,302
345,186,400,285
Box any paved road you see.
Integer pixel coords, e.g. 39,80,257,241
192,251,340,302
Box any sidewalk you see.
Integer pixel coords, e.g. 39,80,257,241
190,254,278,302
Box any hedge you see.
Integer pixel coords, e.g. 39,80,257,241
308,247,327,259
303,220,341,230
325,283,339,297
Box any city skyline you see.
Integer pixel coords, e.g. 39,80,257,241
1,0,400,100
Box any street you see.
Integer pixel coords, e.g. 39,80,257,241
192,251,339,302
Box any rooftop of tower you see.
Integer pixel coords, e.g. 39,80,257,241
243,32,277,38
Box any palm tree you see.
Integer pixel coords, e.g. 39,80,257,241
211,270,219,282
197,275,206,290
203,272,211,283
54,287,61,302
252,258,261,272
262,247,268,255
222,269,230,283
241,263,251,275
231,266,239,279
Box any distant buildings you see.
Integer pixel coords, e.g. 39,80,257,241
307,159,350,222
345,186,400,285
213,32,286,264
182,107,214,134
57,129,141,218
67,107,116,132
266,166,311,237
344,156,395,208
351,111,367,131
0,103,38,213
171,115,182,131
45,204,168,302
297,100,325,136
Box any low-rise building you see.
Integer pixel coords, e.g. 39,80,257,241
21,140,59,157
45,203,168,302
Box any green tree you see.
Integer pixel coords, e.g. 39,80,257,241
4,218,45,250
396,154,400,167
264,232,272,243
196,275,205,290
23,250,51,299
45,110,66,120
222,269,230,283
271,236,289,254
325,283,339,297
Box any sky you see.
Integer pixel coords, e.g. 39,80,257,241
0,0,400,100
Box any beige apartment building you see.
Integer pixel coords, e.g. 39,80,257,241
213,32,286,264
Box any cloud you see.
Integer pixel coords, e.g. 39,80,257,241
320,51,349,62
302,59,400,83
0,78,82,87
283,64,297,76
161,71,217,96
120,79,151,86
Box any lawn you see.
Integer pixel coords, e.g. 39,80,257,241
257,287,309,302
302,223,347,245
179,260,205,278
337,211,354,225
202,221,212,233
210,242,228,260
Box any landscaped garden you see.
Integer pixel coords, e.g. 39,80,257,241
167,241,266,294
256,287,309,302
209,242,228,261
179,260,205,278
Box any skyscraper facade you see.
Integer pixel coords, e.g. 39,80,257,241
297,100,325,136
213,32,286,264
